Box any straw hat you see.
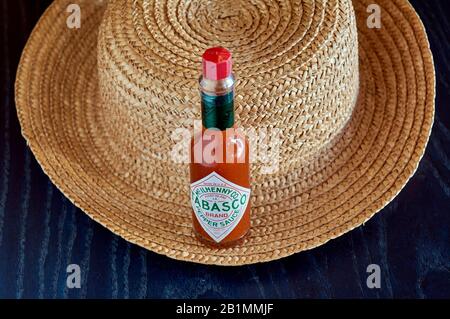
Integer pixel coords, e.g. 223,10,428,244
15,0,434,265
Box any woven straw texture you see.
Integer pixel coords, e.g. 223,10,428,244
15,0,434,265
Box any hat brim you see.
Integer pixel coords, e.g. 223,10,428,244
15,0,435,265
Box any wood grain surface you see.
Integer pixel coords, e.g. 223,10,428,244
0,0,449,298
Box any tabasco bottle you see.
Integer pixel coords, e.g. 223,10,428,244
190,47,251,247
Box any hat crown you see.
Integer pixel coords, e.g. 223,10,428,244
97,0,359,190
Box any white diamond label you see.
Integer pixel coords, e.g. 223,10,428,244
190,171,251,243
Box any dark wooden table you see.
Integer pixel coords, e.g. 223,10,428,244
0,0,449,299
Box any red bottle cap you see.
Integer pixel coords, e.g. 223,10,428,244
202,47,232,81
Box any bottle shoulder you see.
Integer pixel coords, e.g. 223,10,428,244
190,127,250,166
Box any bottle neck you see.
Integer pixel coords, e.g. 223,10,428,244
199,75,235,131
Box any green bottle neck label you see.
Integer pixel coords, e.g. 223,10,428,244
201,91,234,130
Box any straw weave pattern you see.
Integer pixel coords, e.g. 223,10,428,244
15,0,435,264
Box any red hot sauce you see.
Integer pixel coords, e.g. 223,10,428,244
190,47,251,247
